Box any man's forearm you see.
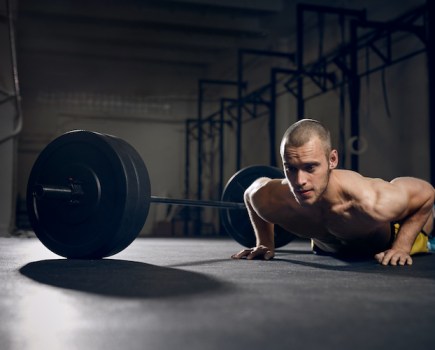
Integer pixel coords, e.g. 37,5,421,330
392,223,422,253
245,199,275,249
390,178,434,252
254,221,275,248
393,202,433,253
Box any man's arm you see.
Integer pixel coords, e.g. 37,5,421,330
231,178,276,260
373,177,435,266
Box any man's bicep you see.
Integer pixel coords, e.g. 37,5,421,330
387,178,434,219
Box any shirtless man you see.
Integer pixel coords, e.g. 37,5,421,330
232,119,434,266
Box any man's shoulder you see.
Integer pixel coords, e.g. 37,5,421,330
333,169,387,184
332,169,389,197
332,168,365,182
247,177,288,200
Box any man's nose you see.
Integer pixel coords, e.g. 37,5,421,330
295,170,307,186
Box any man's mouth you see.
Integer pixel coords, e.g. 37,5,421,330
296,189,312,197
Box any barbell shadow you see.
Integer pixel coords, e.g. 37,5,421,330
19,259,230,299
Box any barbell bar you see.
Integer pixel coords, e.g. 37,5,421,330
26,130,295,259
34,184,247,210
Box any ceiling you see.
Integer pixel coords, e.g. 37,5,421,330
16,0,299,74
12,0,426,103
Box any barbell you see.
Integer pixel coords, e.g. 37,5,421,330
26,130,295,259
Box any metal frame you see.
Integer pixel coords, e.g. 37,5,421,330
236,49,295,169
295,4,426,171
185,80,240,234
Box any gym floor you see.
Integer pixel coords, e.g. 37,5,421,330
1,235,434,350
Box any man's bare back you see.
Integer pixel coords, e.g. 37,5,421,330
232,119,434,266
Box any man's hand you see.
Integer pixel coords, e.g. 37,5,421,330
231,245,275,260
374,248,413,266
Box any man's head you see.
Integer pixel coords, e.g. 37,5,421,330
280,119,338,205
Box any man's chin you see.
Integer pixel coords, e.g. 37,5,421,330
295,196,317,206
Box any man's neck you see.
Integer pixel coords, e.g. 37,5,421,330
316,171,344,209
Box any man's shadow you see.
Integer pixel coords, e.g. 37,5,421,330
275,250,435,278
19,259,229,299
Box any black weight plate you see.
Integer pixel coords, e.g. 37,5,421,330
220,165,295,248
26,130,146,259
100,134,150,256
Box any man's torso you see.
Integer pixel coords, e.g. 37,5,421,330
256,170,392,251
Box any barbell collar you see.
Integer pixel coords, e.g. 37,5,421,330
34,184,83,202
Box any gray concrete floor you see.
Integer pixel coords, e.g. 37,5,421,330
1,236,435,350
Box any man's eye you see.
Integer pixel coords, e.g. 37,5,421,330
285,166,297,173
306,165,315,172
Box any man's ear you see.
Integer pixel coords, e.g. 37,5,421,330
329,149,338,169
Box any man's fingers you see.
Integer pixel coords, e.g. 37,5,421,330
247,247,266,260
231,246,274,260
389,253,412,266
231,249,253,259
390,253,400,266
380,251,395,265
374,252,385,264
402,255,413,265
247,246,275,260
374,249,412,266
264,250,275,260
398,255,407,266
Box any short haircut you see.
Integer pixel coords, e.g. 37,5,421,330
280,119,332,158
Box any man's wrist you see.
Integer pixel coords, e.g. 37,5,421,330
256,241,274,250
391,240,412,254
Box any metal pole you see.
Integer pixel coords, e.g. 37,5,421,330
219,99,225,197
196,82,204,235
296,4,305,119
197,81,203,201
270,69,277,166
184,119,193,235
184,120,191,200
427,0,435,184
237,50,243,170
349,20,361,172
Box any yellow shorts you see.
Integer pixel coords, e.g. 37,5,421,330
391,223,429,255
312,224,430,256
